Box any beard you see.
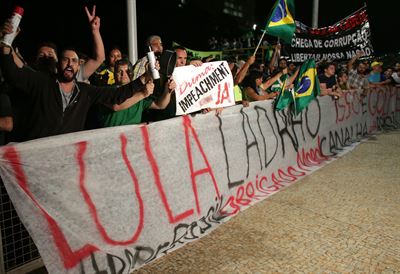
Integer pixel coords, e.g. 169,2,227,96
58,66,77,83
33,57,57,75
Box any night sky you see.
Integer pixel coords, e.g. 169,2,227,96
0,0,398,63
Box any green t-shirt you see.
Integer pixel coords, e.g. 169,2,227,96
98,97,153,127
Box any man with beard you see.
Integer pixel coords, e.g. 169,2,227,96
347,51,369,92
1,6,104,82
0,45,153,141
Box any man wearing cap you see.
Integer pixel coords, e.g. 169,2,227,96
368,61,391,87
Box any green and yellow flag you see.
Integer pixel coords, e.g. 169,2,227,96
293,58,320,114
265,0,295,44
274,75,292,111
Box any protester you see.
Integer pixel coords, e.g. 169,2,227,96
287,60,297,76
91,46,122,86
318,62,342,98
1,6,105,83
76,6,106,83
132,35,163,80
392,68,400,86
228,54,256,106
97,58,175,127
32,41,59,74
347,51,369,91
174,46,203,67
384,67,393,80
243,68,289,101
337,70,354,92
0,44,152,141
268,43,289,74
367,61,392,87
144,45,205,121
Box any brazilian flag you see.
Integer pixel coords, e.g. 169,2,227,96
274,76,293,111
293,59,320,115
265,0,295,44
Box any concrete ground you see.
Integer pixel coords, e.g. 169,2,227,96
132,130,400,274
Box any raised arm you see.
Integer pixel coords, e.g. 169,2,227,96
0,46,44,95
261,68,288,90
286,66,300,86
0,19,25,68
235,55,255,85
87,77,146,106
112,80,154,111
82,6,106,80
151,78,176,109
347,51,363,71
245,86,276,101
268,43,281,73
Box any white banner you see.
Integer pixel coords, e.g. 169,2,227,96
0,87,399,274
173,61,235,115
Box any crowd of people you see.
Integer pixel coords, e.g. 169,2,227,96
208,35,265,51
0,6,399,146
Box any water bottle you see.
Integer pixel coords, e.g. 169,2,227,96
147,51,160,80
1,6,24,47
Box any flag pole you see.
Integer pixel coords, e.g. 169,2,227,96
253,29,267,55
290,87,297,115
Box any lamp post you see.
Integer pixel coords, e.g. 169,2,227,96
127,0,138,63
312,0,319,28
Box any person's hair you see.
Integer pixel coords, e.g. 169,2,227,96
225,55,236,64
36,41,58,57
318,61,336,74
60,47,78,56
356,60,365,67
77,51,89,62
146,35,162,48
249,62,264,72
107,45,122,57
114,58,134,81
58,47,79,60
172,45,186,52
337,70,348,79
323,62,335,70
244,69,263,92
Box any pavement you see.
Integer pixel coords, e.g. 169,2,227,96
132,130,400,274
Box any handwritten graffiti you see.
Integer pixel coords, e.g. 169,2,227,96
80,198,227,274
219,102,321,190
220,137,327,217
335,92,366,123
273,99,321,156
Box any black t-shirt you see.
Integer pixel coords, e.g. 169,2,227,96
318,74,336,89
0,88,13,146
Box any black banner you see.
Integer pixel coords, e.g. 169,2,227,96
288,7,374,63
